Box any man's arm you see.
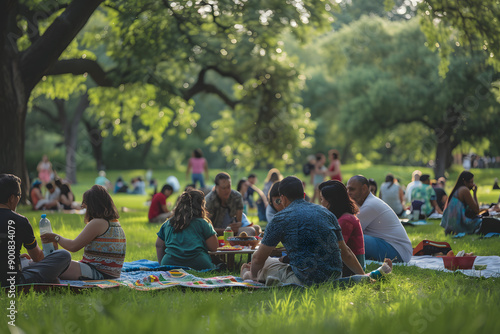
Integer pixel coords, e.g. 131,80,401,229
229,209,244,231
338,241,365,275
27,245,45,262
250,244,275,280
155,237,166,264
430,200,443,214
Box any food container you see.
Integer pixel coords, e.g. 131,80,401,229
227,236,260,249
440,256,477,270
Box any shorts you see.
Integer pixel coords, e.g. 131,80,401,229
79,262,106,280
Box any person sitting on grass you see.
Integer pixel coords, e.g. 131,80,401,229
148,184,174,223
347,175,412,263
411,174,443,218
265,181,284,223
319,180,366,277
205,172,259,236
155,189,218,270
30,179,44,210
59,183,81,210
1,174,71,287
35,182,60,210
41,185,126,280
241,176,344,286
441,171,500,235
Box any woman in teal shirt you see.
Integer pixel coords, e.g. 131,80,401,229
155,189,218,270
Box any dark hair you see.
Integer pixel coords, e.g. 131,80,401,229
215,172,231,186
351,175,370,187
46,183,54,190
0,174,21,204
269,172,280,183
82,185,119,223
368,178,378,195
447,171,474,207
54,179,62,187
248,174,256,179
236,179,247,193
279,176,304,202
329,149,340,160
161,184,174,194
170,189,211,232
184,184,195,191
60,184,72,196
315,153,324,161
268,181,281,210
193,149,203,158
319,180,358,218
385,174,395,188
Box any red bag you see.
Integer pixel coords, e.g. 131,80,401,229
413,240,452,256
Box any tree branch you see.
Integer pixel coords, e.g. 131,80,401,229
20,0,104,92
32,105,58,123
185,67,238,107
45,59,113,87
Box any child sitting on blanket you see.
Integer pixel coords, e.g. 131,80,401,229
155,189,219,270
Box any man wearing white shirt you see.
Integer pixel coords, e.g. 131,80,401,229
405,170,422,205
347,175,413,263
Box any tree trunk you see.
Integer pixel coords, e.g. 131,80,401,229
83,120,105,171
0,52,29,203
61,93,89,184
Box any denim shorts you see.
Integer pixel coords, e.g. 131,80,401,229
79,262,105,280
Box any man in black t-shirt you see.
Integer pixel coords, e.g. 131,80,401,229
1,174,71,287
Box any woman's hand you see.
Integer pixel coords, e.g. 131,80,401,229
40,232,58,243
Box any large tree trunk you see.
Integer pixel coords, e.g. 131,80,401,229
0,45,30,203
434,107,459,178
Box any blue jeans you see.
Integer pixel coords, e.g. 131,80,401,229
192,173,205,188
364,235,403,262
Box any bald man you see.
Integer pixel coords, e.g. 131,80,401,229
347,175,412,263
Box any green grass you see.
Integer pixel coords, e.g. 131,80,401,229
2,165,500,333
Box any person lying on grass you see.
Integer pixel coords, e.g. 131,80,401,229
155,189,219,270
41,185,126,280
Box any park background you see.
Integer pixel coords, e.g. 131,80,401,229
2,0,500,333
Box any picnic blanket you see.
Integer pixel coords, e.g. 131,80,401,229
57,269,266,291
368,255,500,278
57,259,264,290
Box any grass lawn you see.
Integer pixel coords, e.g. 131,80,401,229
2,165,500,333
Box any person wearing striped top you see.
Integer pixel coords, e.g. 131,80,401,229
41,185,126,280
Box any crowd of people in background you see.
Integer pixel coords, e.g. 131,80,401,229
4,147,500,288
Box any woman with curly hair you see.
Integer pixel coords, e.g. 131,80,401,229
155,189,218,270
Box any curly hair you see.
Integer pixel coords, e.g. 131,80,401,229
170,189,211,232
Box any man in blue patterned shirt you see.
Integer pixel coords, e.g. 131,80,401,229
241,176,343,286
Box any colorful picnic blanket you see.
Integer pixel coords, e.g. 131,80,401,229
59,269,266,290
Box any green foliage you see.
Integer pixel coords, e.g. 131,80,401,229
416,0,500,74
306,16,500,170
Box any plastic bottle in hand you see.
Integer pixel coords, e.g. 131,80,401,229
39,214,55,256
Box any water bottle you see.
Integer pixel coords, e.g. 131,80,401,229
39,214,55,256
223,226,234,246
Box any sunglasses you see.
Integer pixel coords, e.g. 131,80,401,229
274,198,282,205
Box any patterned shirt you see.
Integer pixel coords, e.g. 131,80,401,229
411,184,436,216
81,220,126,278
205,190,244,229
262,199,343,286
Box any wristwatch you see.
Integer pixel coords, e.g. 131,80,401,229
54,235,60,242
